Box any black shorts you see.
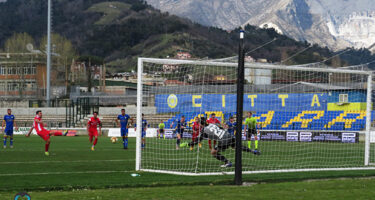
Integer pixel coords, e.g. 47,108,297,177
159,129,164,134
214,138,236,152
247,129,256,139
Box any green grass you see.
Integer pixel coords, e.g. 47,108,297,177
87,2,130,25
1,135,375,198
1,178,375,199
142,138,374,173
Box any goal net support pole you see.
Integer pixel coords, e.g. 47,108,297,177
235,30,245,185
365,73,372,166
136,58,143,171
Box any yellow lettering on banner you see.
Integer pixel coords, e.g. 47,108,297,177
192,95,202,107
278,94,288,107
248,95,257,107
222,95,226,108
311,94,321,107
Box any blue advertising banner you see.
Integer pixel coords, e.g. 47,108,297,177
155,93,327,113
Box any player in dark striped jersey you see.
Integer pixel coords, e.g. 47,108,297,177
180,117,260,167
225,116,236,136
170,115,186,150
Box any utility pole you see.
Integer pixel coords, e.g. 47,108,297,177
46,0,52,106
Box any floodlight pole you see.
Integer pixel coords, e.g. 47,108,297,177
46,0,52,106
235,30,245,185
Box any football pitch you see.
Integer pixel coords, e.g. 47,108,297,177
141,138,375,173
1,135,375,199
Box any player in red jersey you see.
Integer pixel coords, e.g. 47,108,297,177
26,110,66,156
87,111,102,151
190,117,202,151
206,113,220,149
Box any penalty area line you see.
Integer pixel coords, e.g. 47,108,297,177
0,170,135,176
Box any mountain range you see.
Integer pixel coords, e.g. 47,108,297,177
146,0,375,50
1,0,375,72
0,0,348,71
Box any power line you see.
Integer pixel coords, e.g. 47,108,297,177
340,59,375,70
208,38,277,62
320,48,352,64
287,48,353,68
279,45,312,64
244,38,277,56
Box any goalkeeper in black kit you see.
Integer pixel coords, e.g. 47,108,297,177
180,117,260,167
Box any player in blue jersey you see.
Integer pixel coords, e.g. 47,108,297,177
170,115,186,150
135,114,148,149
225,116,236,136
2,109,17,149
115,109,133,149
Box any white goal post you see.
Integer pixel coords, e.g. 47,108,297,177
136,57,375,175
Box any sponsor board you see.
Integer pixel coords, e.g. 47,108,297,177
261,132,286,141
286,132,299,142
108,128,157,138
371,131,375,143
313,133,341,142
342,132,356,143
13,127,36,135
300,132,312,142
107,128,358,143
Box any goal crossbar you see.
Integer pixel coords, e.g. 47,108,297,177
139,58,372,75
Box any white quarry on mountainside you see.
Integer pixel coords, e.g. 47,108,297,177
146,0,375,50
260,23,284,34
327,12,375,48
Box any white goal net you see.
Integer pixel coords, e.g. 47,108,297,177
136,57,374,175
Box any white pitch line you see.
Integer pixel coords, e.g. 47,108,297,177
2,149,135,152
0,170,134,176
0,159,134,165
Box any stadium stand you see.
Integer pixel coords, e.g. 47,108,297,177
9,110,374,131
164,110,372,131
14,115,66,128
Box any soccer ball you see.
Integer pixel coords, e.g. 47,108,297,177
110,137,118,143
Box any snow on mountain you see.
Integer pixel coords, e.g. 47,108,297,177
146,0,375,50
326,12,375,49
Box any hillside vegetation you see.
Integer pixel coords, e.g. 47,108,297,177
0,0,374,72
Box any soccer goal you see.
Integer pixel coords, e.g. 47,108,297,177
136,57,375,175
